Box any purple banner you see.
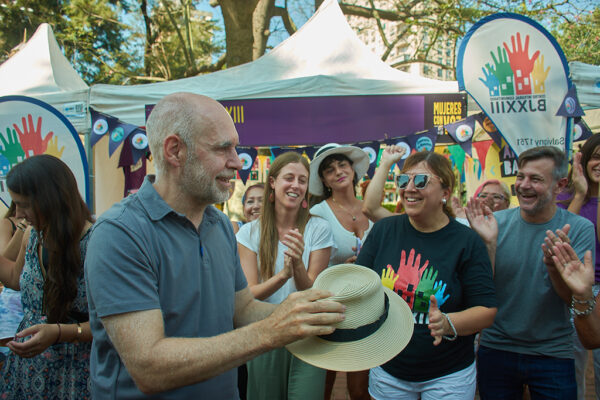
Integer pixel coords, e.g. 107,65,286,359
145,94,466,147
218,94,465,147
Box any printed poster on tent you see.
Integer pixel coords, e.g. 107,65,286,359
0,96,89,206
456,13,571,156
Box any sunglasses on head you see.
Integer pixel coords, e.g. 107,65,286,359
395,174,439,190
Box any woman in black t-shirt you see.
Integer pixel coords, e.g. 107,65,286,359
357,151,497,399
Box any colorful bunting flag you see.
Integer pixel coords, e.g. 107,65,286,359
108,122,137,157
356,141,380,178
445,115,476,156
237,147,258,184
90,108,117,148
556,85,585,117
129,129,149,165
406,128,438,152
572,117,593,142
473,140,493,173
447,144,466,175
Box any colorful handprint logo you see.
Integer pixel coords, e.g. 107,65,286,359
0,115,59,172
479,32,549,99
380,249,451,318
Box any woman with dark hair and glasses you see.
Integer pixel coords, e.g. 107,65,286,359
357,151,497,399
0,155,94,399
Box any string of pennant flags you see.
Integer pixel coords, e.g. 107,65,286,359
90,103,593,186
235,112,592,184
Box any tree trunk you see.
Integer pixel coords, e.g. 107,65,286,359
252,0,275,60
218,0,260,67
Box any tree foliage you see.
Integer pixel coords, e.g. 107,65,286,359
0,0,597,85
553,6,600,65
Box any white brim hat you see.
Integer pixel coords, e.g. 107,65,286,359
309,143,370,196
286,264,414,372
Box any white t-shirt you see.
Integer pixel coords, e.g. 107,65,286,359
236,217,335,304
310,201,373,266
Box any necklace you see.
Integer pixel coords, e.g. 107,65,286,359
331,197,357,221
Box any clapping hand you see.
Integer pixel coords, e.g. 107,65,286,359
551,242,594,300
282,228,305,271
541,224,571,267
571,152,587,197
465,197,497,245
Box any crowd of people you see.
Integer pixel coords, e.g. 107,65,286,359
0,91,598,400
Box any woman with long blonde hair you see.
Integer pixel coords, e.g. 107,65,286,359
236,151,334,399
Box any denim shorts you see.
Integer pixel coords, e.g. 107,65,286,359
368,362,476,400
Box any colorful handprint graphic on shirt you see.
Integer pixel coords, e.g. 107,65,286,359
390,249,429,308
13,114,54,158
380,249,451,320
413,267,440,313
503,33,539,95
381,265,399,291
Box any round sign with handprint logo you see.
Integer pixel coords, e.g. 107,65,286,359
457,13,571,156
0,96,89,207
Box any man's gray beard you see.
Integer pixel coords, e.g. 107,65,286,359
517,190,553,216
182,156,231,205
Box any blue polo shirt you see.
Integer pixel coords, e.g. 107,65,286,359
85,177,248,399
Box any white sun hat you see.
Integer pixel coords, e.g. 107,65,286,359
286,264,414,372
309,143,370,196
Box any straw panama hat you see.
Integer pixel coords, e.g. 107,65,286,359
286,264,414,372
309,143,370,196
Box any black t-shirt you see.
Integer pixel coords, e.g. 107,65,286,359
356,215,496,382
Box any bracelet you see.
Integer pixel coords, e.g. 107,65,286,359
441,312,458,341
571,295,596,316
54,323,61,345
73,323,82,344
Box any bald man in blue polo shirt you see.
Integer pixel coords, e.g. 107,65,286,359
84,93,345,399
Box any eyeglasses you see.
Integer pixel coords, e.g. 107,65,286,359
395,174,439,190
478,193,506,202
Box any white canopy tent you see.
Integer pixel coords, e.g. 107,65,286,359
0,23,89,132
2,0,598,214
89,0,458,126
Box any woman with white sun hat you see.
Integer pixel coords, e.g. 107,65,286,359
309,142,374,400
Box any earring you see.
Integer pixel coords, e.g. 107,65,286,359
442,198,447,205
301,199,308,209
269,193,274,202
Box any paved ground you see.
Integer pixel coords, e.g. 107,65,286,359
331,352,598,399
